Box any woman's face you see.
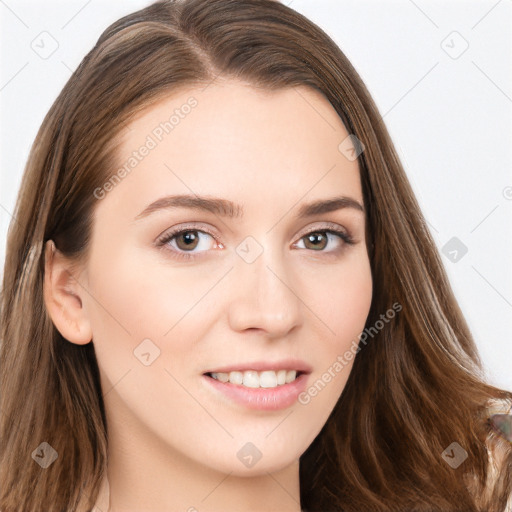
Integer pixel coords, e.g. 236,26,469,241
80,80,372,477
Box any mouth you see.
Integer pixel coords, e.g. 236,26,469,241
203,369,306,389
202,369,310,411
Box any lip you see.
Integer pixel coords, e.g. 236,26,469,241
202,369,310,412
204,359,313,374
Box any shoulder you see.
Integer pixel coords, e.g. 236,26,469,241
474,398,512,511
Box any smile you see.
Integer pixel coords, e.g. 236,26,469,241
205,369,301,388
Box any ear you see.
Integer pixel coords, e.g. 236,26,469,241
43,240,92,345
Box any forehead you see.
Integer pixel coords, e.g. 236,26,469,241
96,80,363,222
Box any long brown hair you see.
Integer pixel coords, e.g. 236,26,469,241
1,1,511,510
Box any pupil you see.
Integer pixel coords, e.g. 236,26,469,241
183,232,196,245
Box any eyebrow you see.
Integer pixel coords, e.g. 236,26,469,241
133,194,364,221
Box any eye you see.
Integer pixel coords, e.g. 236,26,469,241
156,226,221,261
294,226,354,253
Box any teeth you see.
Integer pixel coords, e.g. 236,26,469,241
285,370,297,383
259,370,277,388
243,371,259,388
214,372,229,383
210,369,299,388
229,371,243,385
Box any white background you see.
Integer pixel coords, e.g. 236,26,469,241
1,0,511,389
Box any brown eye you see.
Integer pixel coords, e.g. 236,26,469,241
303,232,328,251
156,226,220,261
297,228,354,253
175,230,200,251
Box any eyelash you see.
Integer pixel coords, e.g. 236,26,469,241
155,223,355,261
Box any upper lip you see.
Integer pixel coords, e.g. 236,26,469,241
204,359,313,374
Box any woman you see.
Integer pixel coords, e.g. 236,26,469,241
1,0,511,510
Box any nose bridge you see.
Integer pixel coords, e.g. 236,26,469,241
227,236,303,336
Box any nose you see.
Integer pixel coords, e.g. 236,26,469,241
227,243,304,339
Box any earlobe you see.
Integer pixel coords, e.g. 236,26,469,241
43,240,92,345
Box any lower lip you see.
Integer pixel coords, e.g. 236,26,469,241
203,373,309,411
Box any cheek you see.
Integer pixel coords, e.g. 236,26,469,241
309,251,373,349
331,264,372,341
82,246,168,389
305,255,371,379
291,252,372,423
84,242,207,340
83,244,222,393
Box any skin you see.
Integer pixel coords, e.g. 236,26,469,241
44,80,373,512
